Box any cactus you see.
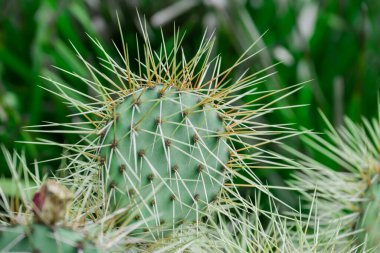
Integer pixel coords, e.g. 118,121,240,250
2,17,379,251
28,20,300,240
2,16,371,252
287,107,380,251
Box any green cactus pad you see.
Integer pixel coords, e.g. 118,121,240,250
357,181,380,250
100,84,229,234
0,223,99,253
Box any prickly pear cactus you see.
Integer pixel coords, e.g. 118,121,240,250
0,223,99,253
33,22,299,242
100,84,229,232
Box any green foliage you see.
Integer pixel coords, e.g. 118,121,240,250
0,0,114,171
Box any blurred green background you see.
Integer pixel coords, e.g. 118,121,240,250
1,0,379,205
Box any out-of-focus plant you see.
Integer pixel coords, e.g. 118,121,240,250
287,103,380,251
0,0,131,171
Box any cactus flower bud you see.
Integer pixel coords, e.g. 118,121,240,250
32,179,73,225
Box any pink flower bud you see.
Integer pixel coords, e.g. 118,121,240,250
32,180,73,225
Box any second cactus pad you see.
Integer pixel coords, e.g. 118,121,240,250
357,181,380,250
0,223,99,253
100,84,229,233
